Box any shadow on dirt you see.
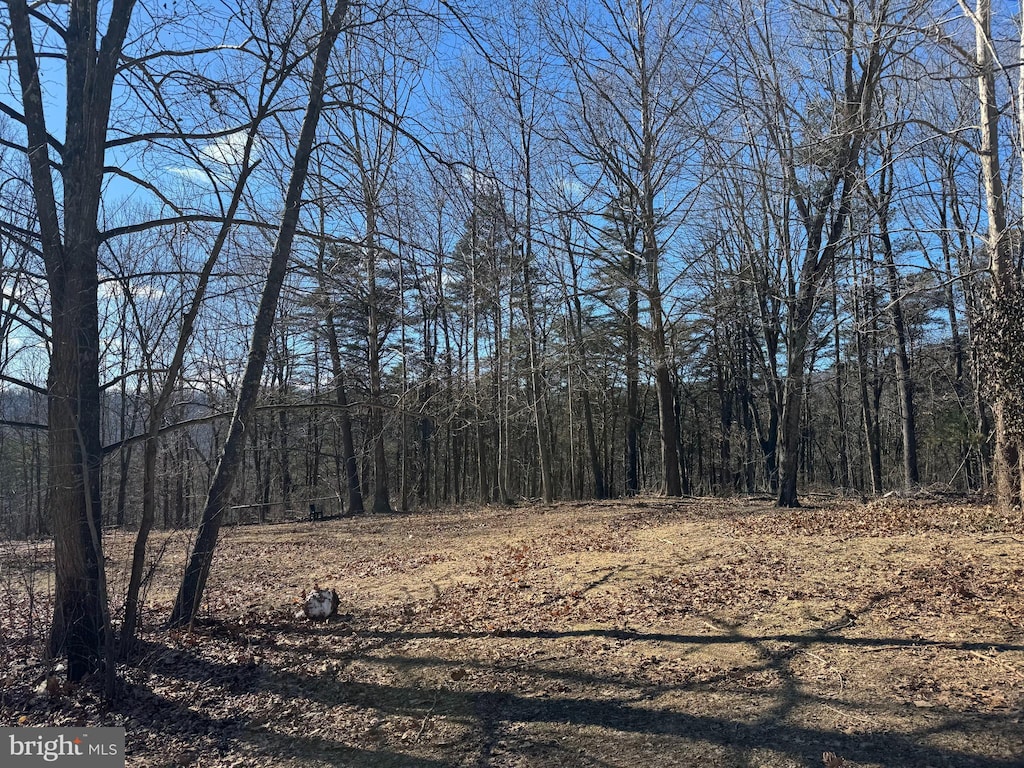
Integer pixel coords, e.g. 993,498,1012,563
125,618,1023,768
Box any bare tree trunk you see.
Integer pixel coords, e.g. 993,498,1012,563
325,314,365,515
970,0,1021,508
168,0,350,627
471,254,489,501
8,0,137,681
274,347,294,508
641,98,681,496
853,257,884,494
417,299,437,506
365,255,393,515
397,252,411,512
644,182,681,496
713,330,734,492
831,275,851,488
775,2,885,507
868,152,919,488
626,254,641,496
120,123,261,652
562,226,607,498
492,300,510,503
945,156,990,488
523,254,555,502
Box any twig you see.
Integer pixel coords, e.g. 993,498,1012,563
414,691,439,742
977,535,1024,544
861,644,923,653
822,703,875,724
699,618,730,633
969,650,1024,680
814,610,857,634
801,650,845,691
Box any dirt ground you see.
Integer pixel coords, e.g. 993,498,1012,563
2,496,1024,767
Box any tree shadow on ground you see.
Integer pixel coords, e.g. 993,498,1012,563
129,617,1024,768
115,663,451,767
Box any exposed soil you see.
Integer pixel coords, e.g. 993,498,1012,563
2,496,1024,767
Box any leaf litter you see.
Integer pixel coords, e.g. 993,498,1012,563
1,496,1022,767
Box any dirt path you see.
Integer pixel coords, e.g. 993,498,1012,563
3,497,1023,766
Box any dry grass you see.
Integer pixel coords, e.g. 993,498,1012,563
2,497,1023,767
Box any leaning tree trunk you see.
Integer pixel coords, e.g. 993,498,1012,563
120,147,258,658
168,0,350,627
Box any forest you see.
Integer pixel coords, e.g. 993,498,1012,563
1,0,1024,725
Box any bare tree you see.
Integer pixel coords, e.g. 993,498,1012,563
475,4,560,502
5,0,140,681
865,125,919,489
169,0,351,628
551,0,712,496
958,0,1023,509
725,0,900,506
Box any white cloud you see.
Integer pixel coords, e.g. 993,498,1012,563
167,131,259,185
98,282,165,302
200,131,255,166
167,166,214,183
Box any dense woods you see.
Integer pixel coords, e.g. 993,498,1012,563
2,0,1024,679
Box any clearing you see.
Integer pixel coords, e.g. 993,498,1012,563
2,496,1023,767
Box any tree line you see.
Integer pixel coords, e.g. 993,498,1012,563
1,0,1022,682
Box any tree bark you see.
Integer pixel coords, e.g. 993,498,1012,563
869,155,919,488
523,252,555,503
639,44,681,497
361,216,393,515
324,314,365,515
315,223,365,517
625,253,641,495
880,213,920,488
644,197,681,496
971,0,1021,509
855,273,884,495
563,227,607,499
168,0,351,627
9,0,136,681
775,2,885,507
121,141,260,654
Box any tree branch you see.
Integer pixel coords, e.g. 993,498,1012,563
0,373,47,396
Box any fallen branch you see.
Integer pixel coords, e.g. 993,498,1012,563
414,691,439,742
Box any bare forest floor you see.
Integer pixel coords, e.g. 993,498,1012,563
2,496,1024,767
